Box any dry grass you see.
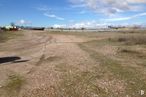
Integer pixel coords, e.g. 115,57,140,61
1,73,25,97
78,36,146,97
0,31,22,43
55,64,109,97
112,35,146,45
0,30,146,97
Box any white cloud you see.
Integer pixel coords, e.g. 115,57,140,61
69,0,146,15
36,6,50,11
52,20,110,28
52,16,146,28
105,12,146,21
70,21,96,28
127,0,146,3
37,7,49,11
70,21,110,28
52,21,145,28
36,6,65,21
53,24,67,28
44,13,65,20
16,19,31,25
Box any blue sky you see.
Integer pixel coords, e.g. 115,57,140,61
0,0,146,28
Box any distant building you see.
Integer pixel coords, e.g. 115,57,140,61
5,25,13,30
1,25,18,31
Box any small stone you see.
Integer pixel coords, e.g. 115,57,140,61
140,90,145,95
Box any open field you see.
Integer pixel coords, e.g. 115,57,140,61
0,30,146,97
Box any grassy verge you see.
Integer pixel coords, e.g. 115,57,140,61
78,41,146,97
0,31,22,43
45,30,107,38
118,48,146,59
110,35,146,45
1,73,25,97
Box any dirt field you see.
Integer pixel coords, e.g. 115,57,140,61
0,30,146,97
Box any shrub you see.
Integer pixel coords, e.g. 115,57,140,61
116,35,146,45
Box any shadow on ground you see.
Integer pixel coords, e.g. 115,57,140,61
0,56,29,64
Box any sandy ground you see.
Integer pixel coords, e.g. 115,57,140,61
0,30,95,97
1,30,146,97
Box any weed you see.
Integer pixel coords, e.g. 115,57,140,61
2,74,25,97
112,35,146,45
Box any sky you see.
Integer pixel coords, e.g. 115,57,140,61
0,0,146,28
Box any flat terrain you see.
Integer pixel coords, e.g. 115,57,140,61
0,30,146,97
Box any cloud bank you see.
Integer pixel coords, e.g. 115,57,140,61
70,0,146,15
105,12,146,21
53,20,110,28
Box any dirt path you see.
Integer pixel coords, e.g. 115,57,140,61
0,30,95,97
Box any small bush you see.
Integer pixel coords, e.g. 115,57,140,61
120,49,139,54
115,35,146,45
119,48,146,59
118,38,128,42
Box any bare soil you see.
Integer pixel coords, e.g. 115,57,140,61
0,30,146,97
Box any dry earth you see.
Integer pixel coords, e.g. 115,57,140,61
0,30,96,97
0,30,146,97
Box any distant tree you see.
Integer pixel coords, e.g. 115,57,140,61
50,27,54,29
10,22,15,27
81,27,85,32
